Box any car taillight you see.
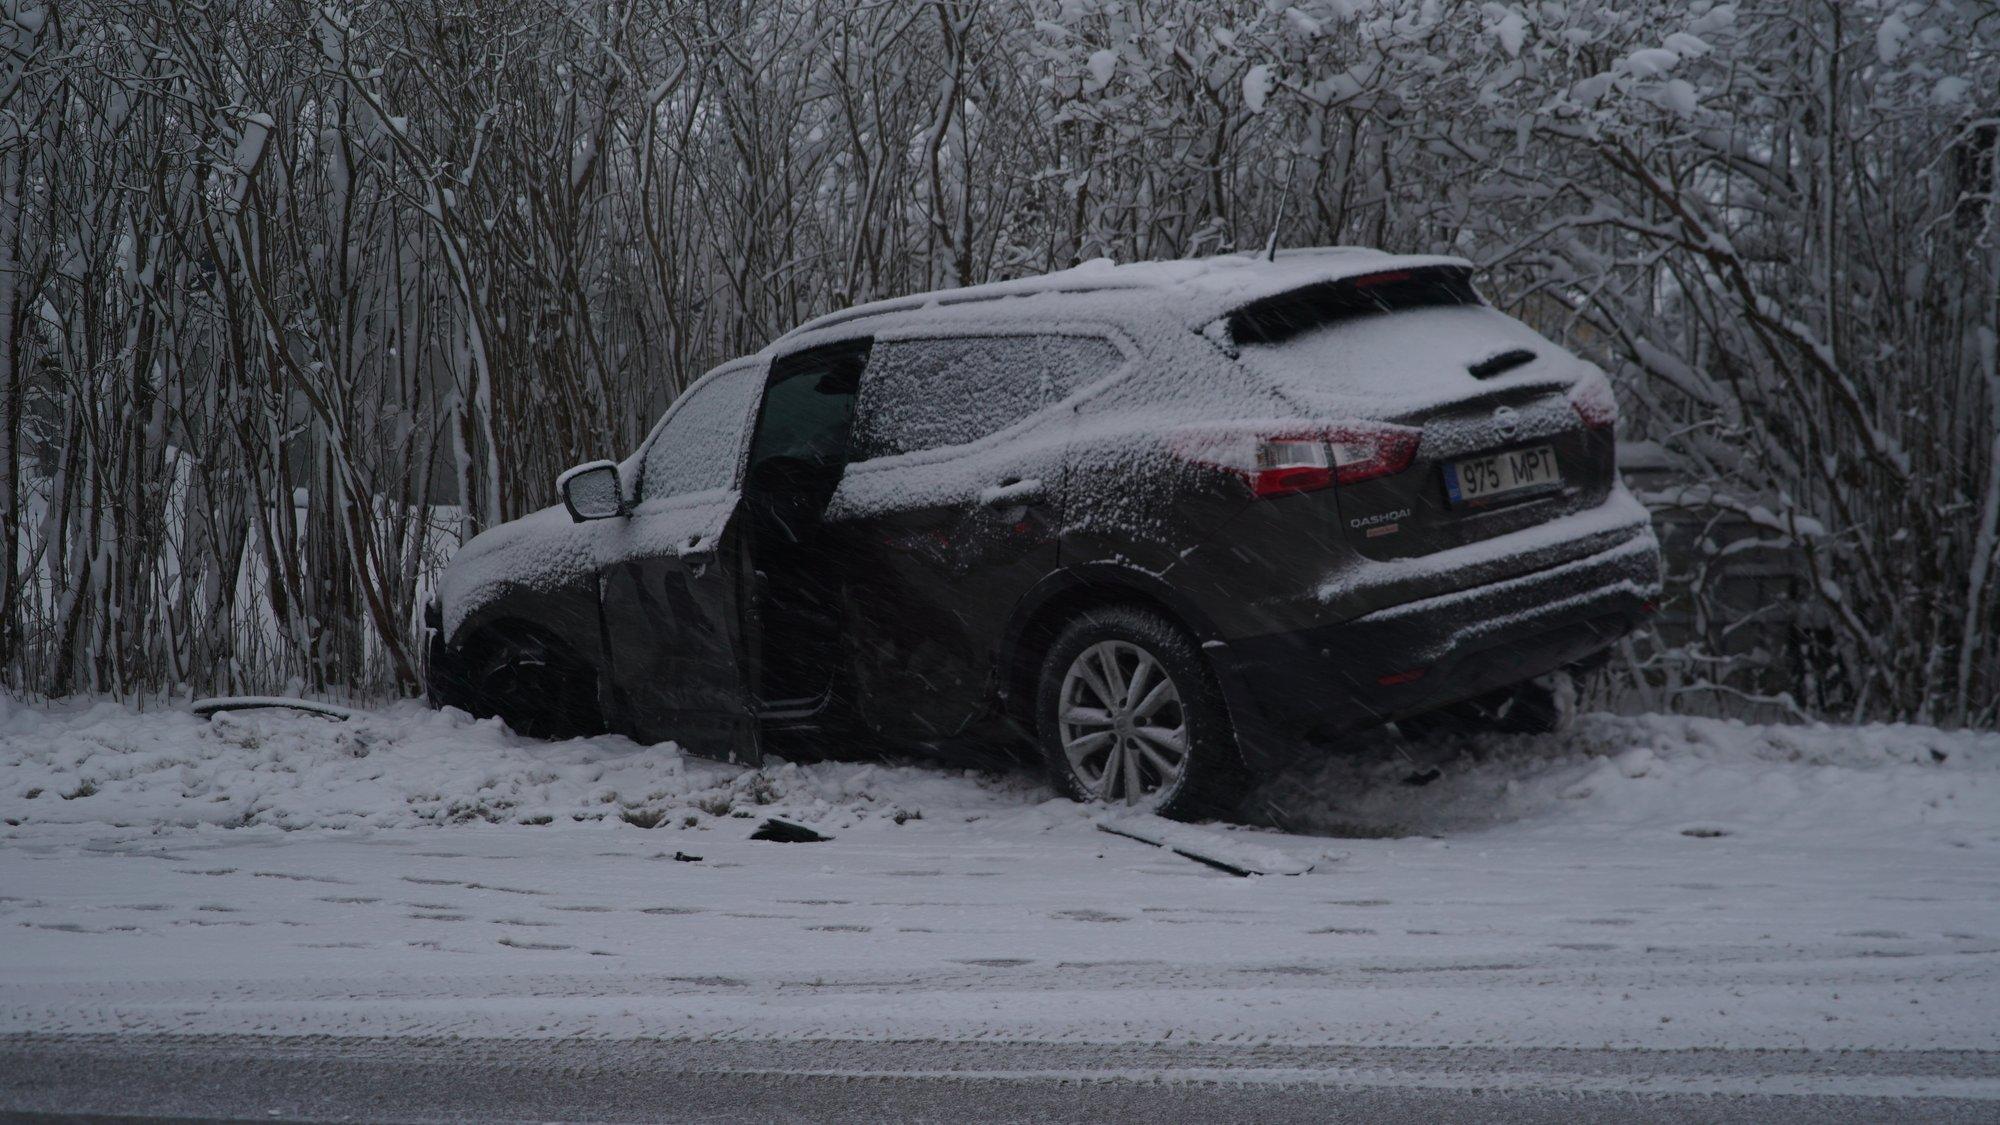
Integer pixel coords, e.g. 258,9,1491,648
1326,423,1421,486
1569,375,1619,430
1175,422,1421,499
1251,438,1331,497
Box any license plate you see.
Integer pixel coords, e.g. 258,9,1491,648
1443,445,1561,506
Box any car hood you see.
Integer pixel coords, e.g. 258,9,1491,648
435,505,597,641
434,490,742,642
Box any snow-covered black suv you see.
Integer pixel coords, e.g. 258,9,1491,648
427,249,1661,817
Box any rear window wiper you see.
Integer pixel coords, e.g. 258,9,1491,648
1468,348,1536,380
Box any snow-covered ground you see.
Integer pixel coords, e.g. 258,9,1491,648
2,698,1997,1095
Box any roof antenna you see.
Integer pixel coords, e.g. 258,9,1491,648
1264,148,1302,262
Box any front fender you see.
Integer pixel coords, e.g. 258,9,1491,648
431,504,612,706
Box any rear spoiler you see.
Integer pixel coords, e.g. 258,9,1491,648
1219,265,1484,348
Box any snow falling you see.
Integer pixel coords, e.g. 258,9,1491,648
0,0,1993,722
2,1,1998,1115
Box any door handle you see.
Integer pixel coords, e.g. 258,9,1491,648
980,477,1043,509
680,533,715,576
683,550,715,577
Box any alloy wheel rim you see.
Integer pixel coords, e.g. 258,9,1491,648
1058,640,1189,807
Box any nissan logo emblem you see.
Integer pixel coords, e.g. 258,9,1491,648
1493,404,1519,438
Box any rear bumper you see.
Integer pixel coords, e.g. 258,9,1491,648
1209,525,1660,772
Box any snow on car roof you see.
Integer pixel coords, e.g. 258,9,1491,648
776,247,1474,344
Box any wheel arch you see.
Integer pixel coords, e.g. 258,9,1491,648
434,597,608,719
456,614,583,666
446,583,608,671
996,564,1225,734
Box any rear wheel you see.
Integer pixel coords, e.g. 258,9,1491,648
1035,606,1246,820
465,630,601,740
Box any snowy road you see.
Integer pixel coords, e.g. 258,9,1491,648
6,1035,1998,1123
2,701,1998,1118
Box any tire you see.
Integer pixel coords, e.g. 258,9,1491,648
1399,671,1578,740
1035,605,1247,820
464,630,601,740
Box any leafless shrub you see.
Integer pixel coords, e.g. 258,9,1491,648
3,0,1992,725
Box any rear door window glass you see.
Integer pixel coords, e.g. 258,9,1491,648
855,333,1123,458
639,364,761,500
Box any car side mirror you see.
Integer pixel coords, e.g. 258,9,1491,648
557,460,627,522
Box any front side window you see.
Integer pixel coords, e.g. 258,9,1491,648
745,340,871,480
639,363,761,501
854,333,1123,459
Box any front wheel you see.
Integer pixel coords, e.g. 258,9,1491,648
1035,606,1246,820
463,630,602,740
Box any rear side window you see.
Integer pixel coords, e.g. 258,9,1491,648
639,364,760,500
1040,335,1127,402
855,333,1123,458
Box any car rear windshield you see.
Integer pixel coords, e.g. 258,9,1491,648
1228,301,1556,421
1223,266,1483,347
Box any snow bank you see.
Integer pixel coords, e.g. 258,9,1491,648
5,698,1997,1055
3,698,1992,855
1261,713,2000,848
0,699,1035,833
